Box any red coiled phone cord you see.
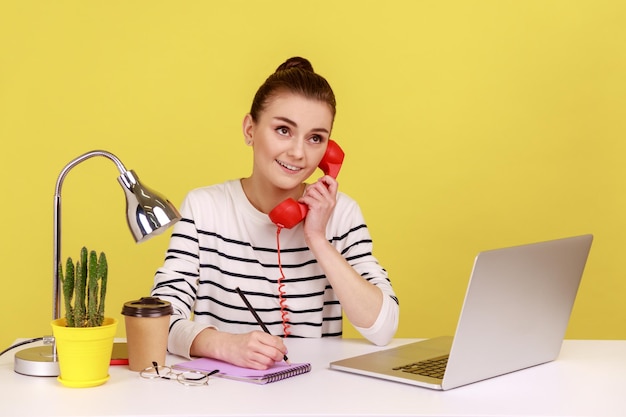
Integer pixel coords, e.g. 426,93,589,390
275,226,291,337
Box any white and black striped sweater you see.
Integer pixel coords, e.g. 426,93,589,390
151,180,399,358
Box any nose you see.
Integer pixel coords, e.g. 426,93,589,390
286,138,305,159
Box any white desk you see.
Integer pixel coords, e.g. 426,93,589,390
1,338,624,417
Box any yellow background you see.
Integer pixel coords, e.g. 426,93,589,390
1,1,625,350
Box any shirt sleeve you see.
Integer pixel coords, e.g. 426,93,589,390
352,290,399,346
331,194,400,345
150,191,215,358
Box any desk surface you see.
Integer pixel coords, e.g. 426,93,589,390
1,338,625,417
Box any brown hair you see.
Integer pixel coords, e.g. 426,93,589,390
249,57,336,122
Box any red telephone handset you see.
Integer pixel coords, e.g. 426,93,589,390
269,140,345,229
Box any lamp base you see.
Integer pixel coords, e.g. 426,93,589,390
14,345,60,377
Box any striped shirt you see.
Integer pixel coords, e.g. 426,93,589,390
151,180,399,358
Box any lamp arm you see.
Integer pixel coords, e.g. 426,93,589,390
55,150,127,195
52,150,129,320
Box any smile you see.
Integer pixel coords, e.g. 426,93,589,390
276,159,302,172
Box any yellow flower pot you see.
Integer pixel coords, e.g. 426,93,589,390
51,317,118,388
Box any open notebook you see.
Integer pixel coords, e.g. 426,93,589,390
174,357,311,385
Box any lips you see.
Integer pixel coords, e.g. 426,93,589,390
276,159,303,173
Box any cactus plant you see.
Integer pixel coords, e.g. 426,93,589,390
58,247,108,327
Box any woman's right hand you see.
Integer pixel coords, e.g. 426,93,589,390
190,328,288,370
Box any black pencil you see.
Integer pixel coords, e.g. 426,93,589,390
235,287,291,364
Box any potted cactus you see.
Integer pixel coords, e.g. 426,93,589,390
59,247,108,327
51,246,118,388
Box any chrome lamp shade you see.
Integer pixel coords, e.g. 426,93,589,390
118,169,181,243
13,150,181,377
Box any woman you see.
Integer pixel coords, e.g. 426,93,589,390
151,57,399,370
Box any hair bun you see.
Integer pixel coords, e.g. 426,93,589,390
276,57,314,73
249,56,335,121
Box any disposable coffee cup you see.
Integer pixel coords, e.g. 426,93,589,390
121,297,173,372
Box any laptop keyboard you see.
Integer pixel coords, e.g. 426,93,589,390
393,355,449,379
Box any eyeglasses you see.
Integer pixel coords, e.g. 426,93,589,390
140,361,219,386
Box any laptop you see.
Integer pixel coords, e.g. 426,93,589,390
330,234,593,390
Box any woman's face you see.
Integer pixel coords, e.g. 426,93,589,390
244,92,334,192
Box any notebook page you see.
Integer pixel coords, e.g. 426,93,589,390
173,357,311,384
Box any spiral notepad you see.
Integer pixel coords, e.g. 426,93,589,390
173,357,311,384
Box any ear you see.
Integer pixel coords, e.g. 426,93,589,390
242,114,254,145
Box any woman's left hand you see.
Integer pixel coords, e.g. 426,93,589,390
299,175,337,240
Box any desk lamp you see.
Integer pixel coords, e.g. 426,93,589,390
13,150,182,377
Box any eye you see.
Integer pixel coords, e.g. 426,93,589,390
309,135,323,144
276,126,290,136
